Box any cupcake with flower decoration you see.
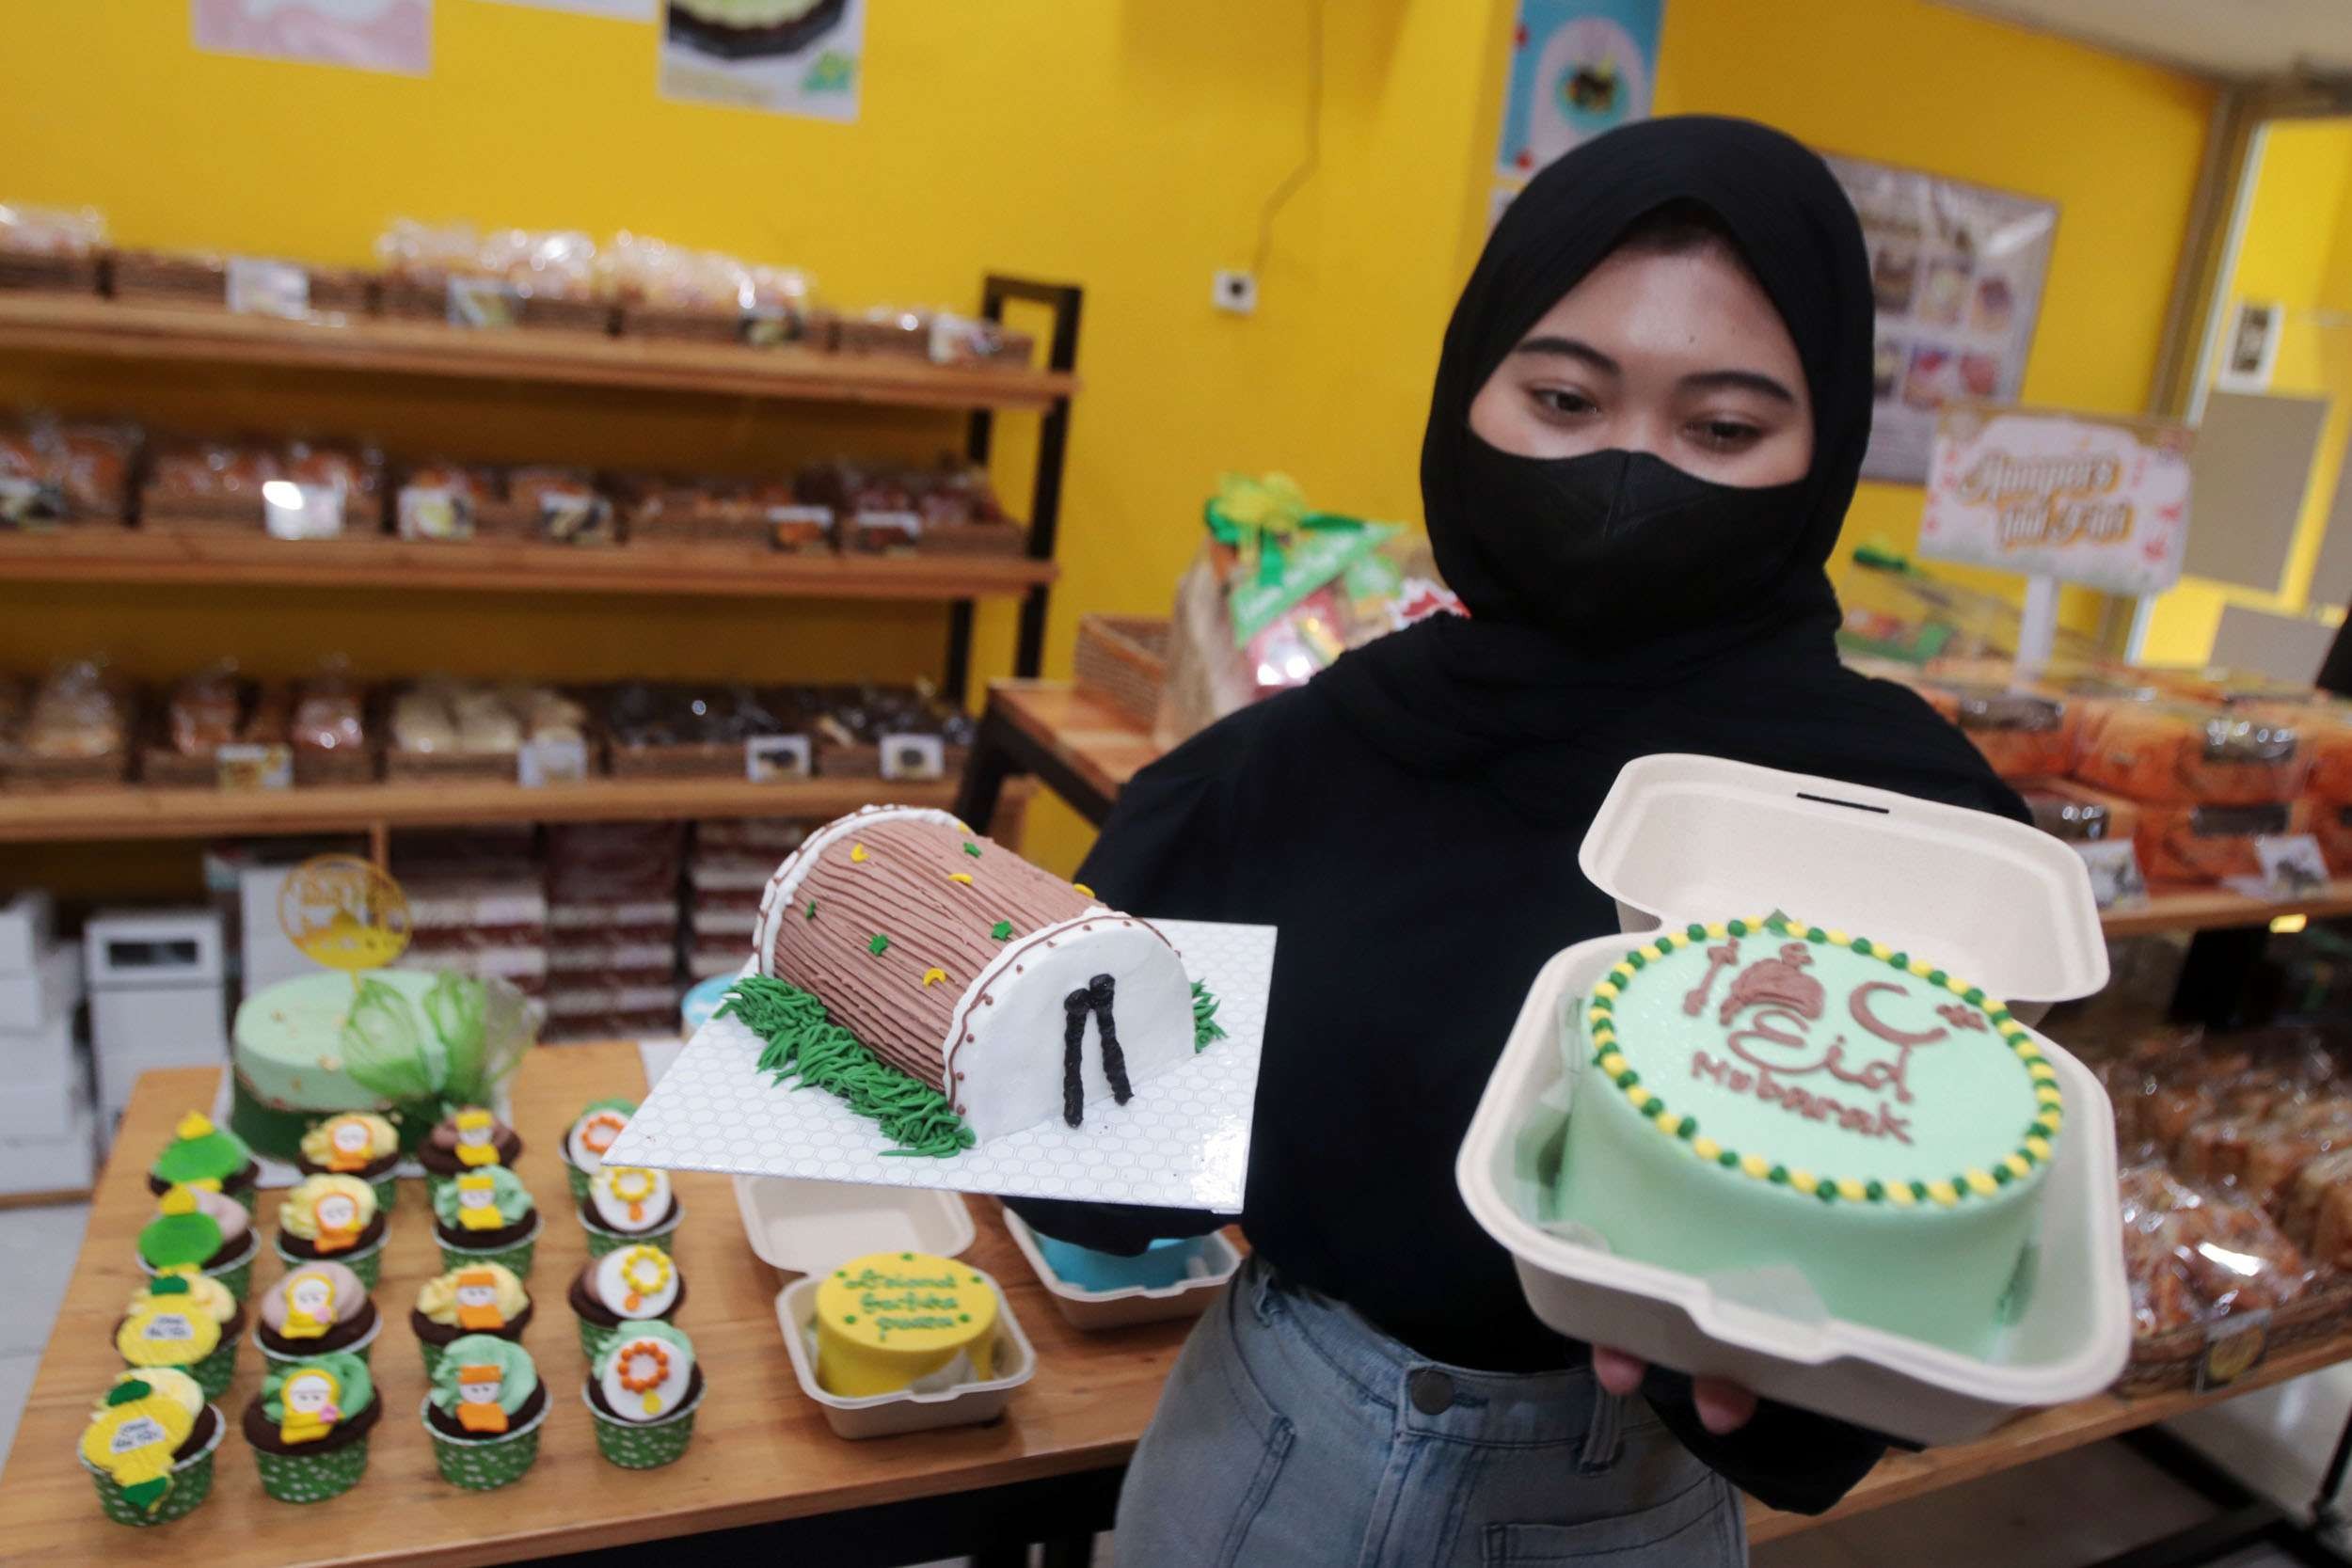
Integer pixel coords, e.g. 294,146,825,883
275,1172,389,1287
135,1184,259,1302
413,1260,532,1379
254,1259,381,1370
78,1367,225,1527
569,1242,686,1361
433,1164,541,1276
584,1321,703,1468
561,1097,636,1204
115,1271,244,1400
421,1334,548,1491
419,1105,523,1196
579,1163,682,1258
295,1111,402,1216
145,1111,261,1212
244,1351,381,1504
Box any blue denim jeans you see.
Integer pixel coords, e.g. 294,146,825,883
1114,1257,1745,1566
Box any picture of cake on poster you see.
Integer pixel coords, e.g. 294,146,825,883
607,805,1275,1211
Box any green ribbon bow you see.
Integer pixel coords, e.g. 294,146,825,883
340,974,531,1130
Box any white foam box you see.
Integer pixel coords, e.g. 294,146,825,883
775,1271,1037,1439
0,941,80,1033
1000,1206,1241,1330
735,1177,974,1275
1454,753,2126,1447
0,1087,95,1195
0,1012,84,1138
0,889,54,974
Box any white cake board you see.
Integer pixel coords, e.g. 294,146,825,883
604,920,1274,1212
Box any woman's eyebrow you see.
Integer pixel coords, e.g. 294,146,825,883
1680,369,1798,404
1512,335,1618,373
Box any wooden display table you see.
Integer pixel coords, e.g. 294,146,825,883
5,1046,2345,1566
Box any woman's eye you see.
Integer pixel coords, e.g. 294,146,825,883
1689,419,1763,451
1533,388,1598,418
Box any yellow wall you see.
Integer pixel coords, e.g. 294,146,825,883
0,0,2212,886
2139,119,2352,665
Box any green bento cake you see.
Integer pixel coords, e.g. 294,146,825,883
230,972,436,1160
1552,915,2063,1355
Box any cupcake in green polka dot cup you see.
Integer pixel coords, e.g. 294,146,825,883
295,1111,403,1218
434,1164,542,1277
145,1110,261,1213
421,1334,548,1491
561,1098,637,1205
274,1173,390,1289
578,1164,683,1259
254,1259,381,1371
135,1183,260,1302
1553,914,2065,1357
78,1367,226,1527
569,1243,686,1362
414,1260,532,1381
243,1350,380,1504
583,1320,703,1469
115,1270,244,1401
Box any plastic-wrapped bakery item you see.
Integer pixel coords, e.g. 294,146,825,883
835,306,1034,367
0,202,104,293
614,475,828,550
395,463,492,543
2074,701,2311,805
2131,799,2312,885
1911,678,2077,779
0,417,136,528
806,683,974,780
2280,1147,2352,1273
139,668,298,788
140,436,282,528
110,248,373,315
605,232,834,350
2,658,131,789
507,467,616,546
598,683,811,780
2144,666,2330,710
2119,1164,2317,1338
377,219,611,332
2020,779,2138,844
288,669,373,785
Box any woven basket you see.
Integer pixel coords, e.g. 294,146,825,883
2114,1274,2352,1395
1074,614,1172,732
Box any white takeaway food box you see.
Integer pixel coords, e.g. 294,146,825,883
1455,753,2127,1447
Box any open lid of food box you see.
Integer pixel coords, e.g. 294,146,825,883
1578,753,2107,1005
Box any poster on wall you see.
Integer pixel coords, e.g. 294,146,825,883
659,0,862,120
1919,405,2192,595
479,0,653,15
1824,153,2057,485
1490,0,1661,222
192,0,432,75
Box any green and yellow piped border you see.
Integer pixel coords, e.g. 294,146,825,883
1585,914,2062,1211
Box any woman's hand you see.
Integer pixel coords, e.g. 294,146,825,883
1590,1346,1757,1435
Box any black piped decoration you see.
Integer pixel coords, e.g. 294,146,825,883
1058,974,1129,1128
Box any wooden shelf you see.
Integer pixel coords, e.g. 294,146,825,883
2099,879,2352,937
0,529,1055,601
0,775,956,843
0,293,1075,411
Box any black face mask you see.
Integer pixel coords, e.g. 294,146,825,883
1451,436,1809,649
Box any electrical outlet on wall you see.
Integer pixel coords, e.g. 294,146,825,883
1214,270,1258,315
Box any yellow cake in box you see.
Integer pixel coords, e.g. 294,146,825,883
813,1252,998,1397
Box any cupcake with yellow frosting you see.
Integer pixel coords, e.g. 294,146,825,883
78,1367,225,1527
275,1172,389,1288
584,1321,703,1468
413,1260,532,1380
295,1111,402,1216
243,1351,381,1504
115,1272,243,1400
135,1184,259,1302
254,1259,380,1370
144,1110,260,1212
433,1164,542,1276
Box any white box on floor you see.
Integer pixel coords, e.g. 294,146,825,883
0,889,54,974
87,910,230,1120
0,941,80,1033
0,1088,95,1195
0,1012,82,1138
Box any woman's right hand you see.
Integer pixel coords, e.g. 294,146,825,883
1590,1345,1758,1435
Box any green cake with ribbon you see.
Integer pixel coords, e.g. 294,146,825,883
1553,915,2063,1355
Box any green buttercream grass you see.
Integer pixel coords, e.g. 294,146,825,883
718,976,976,1158
1191,981,1227,1053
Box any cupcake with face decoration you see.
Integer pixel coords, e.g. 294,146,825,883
584,1321,703,1468
433,1164,541,1276
78,1367,226,1527
579,1163,682,1258
413,1260,532,1379
116,1271,244,1400
135,1184,259,1302
561,1097,635,1204
295,1111,402,1216
420,1105,523,1196
254,1259,380,1370
244,1351,381,1503
275,1173,389,1287
421,1334,548,1490
569,1242,686,1361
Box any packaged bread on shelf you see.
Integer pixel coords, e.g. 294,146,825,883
110,249,373,317
2131,798,2311,884
2,658,132,790
795,459,1021,556
0,201,104,293
142,437,380,538
386,679,591,783
139,666,295,788
804,684,974,780
1911,678,2078,779
0,416,136,528
613,476,829,550
288,670,374,785
506,467,616,546
377,220,611,333
2074,702,2311,805
597,683,812,780
2018,778,2139,845
2119,1164,2318,1338
836,306,1033,366
395,464,495,543
604,233,833,350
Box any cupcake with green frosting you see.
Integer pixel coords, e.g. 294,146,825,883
115,1271,244,1400
583,1320,703,1469
135,1184,259,1302
561,1098,636,1204
579,1163,683,1258
275,1173,389,1288
421,1334,548,1490
295,1111,403,1217
145,1111,260,1212
434,1164,541,1276
243,1351,381,1503
78,1367,225,1527
412,1260,532,1380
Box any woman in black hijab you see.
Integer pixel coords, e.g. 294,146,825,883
1013,116,2022,1565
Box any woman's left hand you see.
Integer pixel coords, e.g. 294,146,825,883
1590,1346,1757,1435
